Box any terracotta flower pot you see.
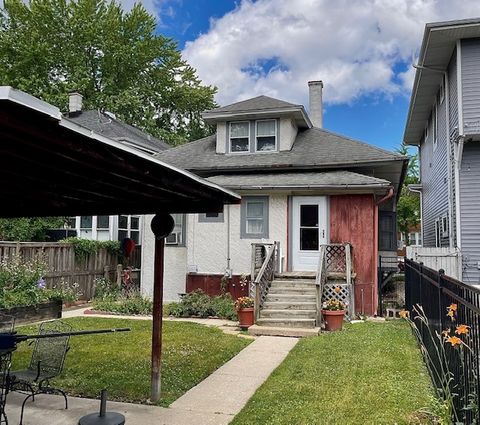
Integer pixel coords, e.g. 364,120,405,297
237,307,254,329
322,309,345,331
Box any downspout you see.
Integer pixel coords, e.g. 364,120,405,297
226,205,231,275
374,187,394,316
455,40,464,252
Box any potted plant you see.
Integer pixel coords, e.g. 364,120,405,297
234,296,254,329
322,298,346,331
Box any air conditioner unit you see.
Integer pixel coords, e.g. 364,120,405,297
165,232,179,245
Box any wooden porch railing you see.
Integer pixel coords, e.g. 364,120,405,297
315,243,354,322
251,242,280,321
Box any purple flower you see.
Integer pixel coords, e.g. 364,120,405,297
37,278,46,289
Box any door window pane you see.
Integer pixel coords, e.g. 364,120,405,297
301,228,319,251
300,205,318,227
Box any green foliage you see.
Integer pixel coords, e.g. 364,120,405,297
165,290,237,320
50,280,82,304
12,317,251,406
92,295,153,315
61,237,121,258
396,142,420,243
0,0,216,145
232,321,436,425
0,217,66,241
93,277,120,301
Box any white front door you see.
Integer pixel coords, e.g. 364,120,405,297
292,196,328,271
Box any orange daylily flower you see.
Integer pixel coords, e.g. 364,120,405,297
446,336,463,347
448,303,458,312
455,324,470,335
399,310,409,319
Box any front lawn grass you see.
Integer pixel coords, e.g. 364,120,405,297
12,317,250,407
232,321,435,425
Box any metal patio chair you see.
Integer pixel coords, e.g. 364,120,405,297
9,320,72,425
0,314,15,425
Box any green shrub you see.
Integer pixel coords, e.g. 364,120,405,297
165,290,236,320
93,277,120,301
60,237,121,259
92,295,153,315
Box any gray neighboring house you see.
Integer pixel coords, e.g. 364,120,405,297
64,93,170,243
404,18,480,283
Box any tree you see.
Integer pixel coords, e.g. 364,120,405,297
0,0,216,146
0,217,66,241
396,143,420,246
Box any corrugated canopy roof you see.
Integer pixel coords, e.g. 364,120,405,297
404,18,480,145
0,87,240,218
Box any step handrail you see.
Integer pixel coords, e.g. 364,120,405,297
315,245,327,325
254,242,279,321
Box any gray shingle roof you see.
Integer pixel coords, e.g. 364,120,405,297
206,171,391,189
206,95,301,114
154,127,405,172
66,110,170,153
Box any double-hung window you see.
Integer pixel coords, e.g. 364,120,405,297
118,215,141,244
378,211,396,251
229,122,250,153
241,196,269,239
165,214,186,246
255,120,276,152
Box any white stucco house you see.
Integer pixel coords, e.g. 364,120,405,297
141,81,407,316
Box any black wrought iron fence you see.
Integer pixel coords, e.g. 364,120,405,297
405,258,480,424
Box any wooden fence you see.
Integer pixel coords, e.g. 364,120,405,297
406,246,462,280
0,242,141,300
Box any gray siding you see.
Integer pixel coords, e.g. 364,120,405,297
460,143,480,284
462,39,480,135
420,73,450,247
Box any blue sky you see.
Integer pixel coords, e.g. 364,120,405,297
153,0,480,152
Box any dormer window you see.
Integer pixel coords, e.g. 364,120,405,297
255,120,277,152
229,121,250,153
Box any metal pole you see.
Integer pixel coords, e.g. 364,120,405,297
150,213,174,403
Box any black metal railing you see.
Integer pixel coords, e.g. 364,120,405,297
405,258,480,424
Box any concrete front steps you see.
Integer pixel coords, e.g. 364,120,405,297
249,273,320,337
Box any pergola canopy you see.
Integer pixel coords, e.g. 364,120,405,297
0,86,240,218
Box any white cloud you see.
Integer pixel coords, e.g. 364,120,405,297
183,0,480,106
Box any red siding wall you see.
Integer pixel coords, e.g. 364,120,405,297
330,195,377,316
186,274,249,299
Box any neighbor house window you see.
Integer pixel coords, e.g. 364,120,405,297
165,214,186,246
379,212,396,251
96,215,111,241
79,215,93,238
118,215,141,244
229,121,250,153
241,196,269,239
198,212,224,223
255,119,277,152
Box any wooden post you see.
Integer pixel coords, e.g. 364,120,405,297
150,213,175,403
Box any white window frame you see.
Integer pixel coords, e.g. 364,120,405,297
432,105,438,152
229,121,250,154
441,215,449,238
254,119,277,153
165,214,186,246
435,218,441,248
118,215,141,244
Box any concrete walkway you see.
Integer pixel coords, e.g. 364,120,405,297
5,336,297,424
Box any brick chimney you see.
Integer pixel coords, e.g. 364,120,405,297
308,80,323,128
68,92,83,114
